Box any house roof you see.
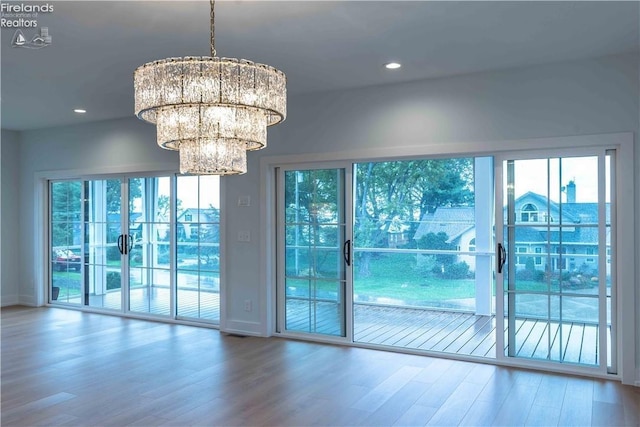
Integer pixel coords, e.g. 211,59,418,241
511,192,608,224
414,192,609,244
177,208,220,223
413,207,475,243
562,203,609,224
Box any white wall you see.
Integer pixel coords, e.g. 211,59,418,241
11,53,639,380
1,129,20,305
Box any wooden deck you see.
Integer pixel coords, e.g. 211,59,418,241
355,305,497,357
286,301,605,365
56,286,221,322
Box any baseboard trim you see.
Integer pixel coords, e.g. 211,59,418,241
18,296,37,307
1,295,19,307
221,319,264,337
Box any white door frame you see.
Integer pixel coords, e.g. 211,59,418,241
260,132,635,384
494,147,616,377
38,164,226,327
274,162,354,344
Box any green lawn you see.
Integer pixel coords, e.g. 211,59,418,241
285,253,581,305
353,254,475,302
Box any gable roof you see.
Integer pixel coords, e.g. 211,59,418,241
413,207,474,243
509,191,608,224
413,191,609,244
177,208,220,223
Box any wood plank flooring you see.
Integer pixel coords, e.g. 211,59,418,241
2,306,638,427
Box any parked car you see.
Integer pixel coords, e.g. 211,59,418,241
52,249,81,271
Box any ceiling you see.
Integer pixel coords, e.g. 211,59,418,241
1,1,638,131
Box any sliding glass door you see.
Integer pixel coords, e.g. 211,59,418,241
277,167,351,337
351,158,496,356
127,176,172,316
176,175,221,321
50,181,84,304
275,149,617,374
49,174,221,324
276,159,495,349
84,179,123,310
496,151,615,371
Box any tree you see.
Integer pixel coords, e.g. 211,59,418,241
354,158,474,277
51,181,82,247
284,169,340,275
106,179,142,214
416,232,456,266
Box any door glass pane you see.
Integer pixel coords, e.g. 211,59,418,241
85,179,123,310
128,177,171,316
283,169,345,336
50,181,83,304
605,153,614,371
352,158,494,357
176,175,221,322
504,156,605,366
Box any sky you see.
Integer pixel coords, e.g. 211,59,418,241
509,156,609,203
158,175,221,211
155,155,607,213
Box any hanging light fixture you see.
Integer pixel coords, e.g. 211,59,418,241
133,0,287,175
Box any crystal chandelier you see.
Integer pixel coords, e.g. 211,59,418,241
133,0,287,175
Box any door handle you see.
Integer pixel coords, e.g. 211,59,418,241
343,240,351,266
127,234,134,254
117,234,124,255
497,243,506,274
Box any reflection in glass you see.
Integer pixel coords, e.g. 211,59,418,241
50,181,84,305
283,169,345,337
176,175,221,322
505,156,604,366
127,177,171,316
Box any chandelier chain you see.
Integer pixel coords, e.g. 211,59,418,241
210,0,216,57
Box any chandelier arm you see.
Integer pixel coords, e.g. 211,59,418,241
210,0,216,57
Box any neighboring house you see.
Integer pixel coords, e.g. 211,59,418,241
177,208,220,240
386,216,411,248
413,207,476,269
509,189,609,276
413,182,610,276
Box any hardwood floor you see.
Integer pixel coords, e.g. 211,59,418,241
2,306,638,426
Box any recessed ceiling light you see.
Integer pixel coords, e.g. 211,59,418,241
384,62,402,70
74,109,87,114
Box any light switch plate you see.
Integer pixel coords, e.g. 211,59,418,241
238,230,250,242
238,196,251,207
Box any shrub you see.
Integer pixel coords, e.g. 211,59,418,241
516,268,545,281
415,254,436,277
443,261,470,279
427,261,470,280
